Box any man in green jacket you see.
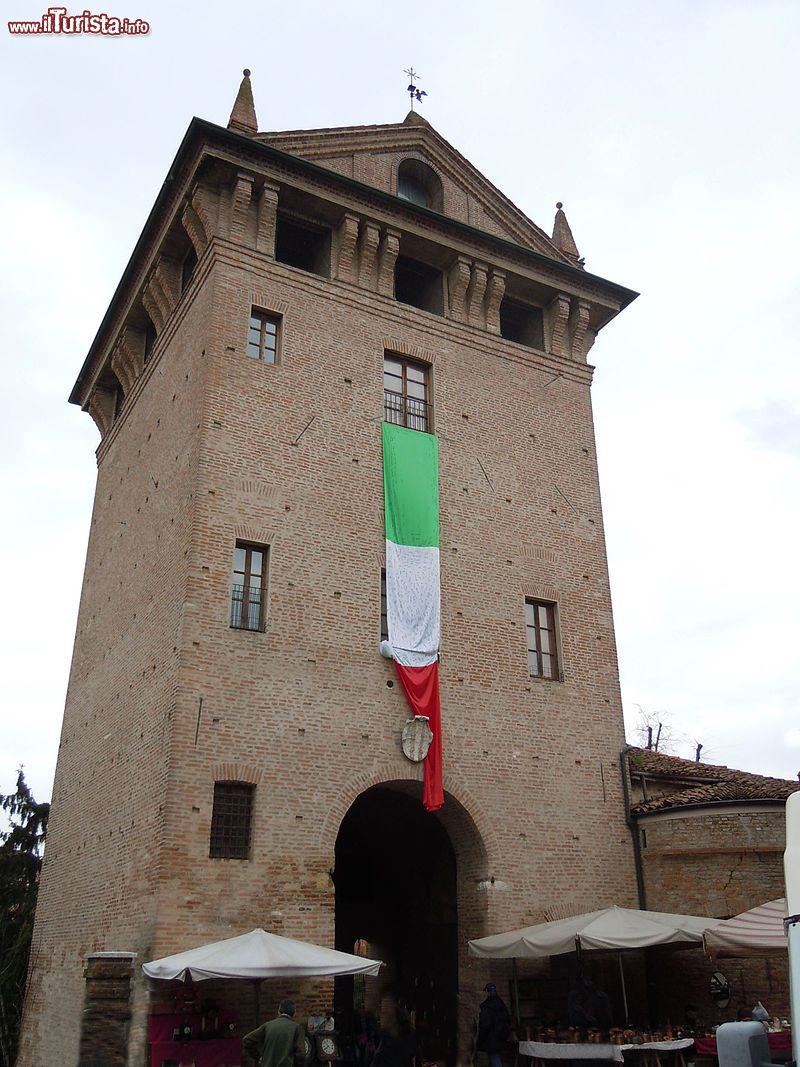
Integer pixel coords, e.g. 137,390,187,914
244,999,306,1067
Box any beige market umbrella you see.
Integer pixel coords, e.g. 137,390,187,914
468,905,719,1023
143,927,384,981
703,898,788,958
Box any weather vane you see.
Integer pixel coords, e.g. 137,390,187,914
404,68,428,110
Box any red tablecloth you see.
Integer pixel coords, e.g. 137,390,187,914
149,1038,241,1066
694,1032,792,1057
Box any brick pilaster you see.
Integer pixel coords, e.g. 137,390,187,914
357,221,380,289
334,213,360,282
466,262,488,327
256,180,280,256
229,171,255,244
77,953,135,1067
447,256,471,323
548,291,571,356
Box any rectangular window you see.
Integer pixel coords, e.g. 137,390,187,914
383,354,431,433
380,568,388,642
500,297,545,350
230,542,268,631
525,599,560,680
209,782,254,859
275,214,331,277
394,255,444,316
247,309,280,364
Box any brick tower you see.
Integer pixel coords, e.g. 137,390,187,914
19,73,639,1066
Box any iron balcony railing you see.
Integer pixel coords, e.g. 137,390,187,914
383,389,431,433
230,584,263,631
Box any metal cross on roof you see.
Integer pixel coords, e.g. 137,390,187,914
403,67,428,110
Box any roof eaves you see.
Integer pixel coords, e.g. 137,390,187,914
70,117,639,407
633,796,794,817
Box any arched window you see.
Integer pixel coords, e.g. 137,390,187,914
397,158,443,212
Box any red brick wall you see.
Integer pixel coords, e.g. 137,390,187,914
639,805,789,1023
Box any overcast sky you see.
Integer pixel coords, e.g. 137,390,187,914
1,0,798,806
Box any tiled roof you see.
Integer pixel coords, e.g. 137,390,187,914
627,746,800,814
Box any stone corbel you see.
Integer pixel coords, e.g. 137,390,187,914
147,256,181,333
191,183,218,242
376,227,400,296
466,263,488,327
357,221,380,289
484,269,506,335
333,213,360,282
86,386,116,438
256,180,280,256
568,298,592,361
141,278,164,334
548,292,571,357
141,256,178,335
229,171,255,244
181,201,208,260
110,325,145,395
447,256,471,323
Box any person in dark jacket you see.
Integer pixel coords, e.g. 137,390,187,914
244,999,306,1067
476,983,512,1067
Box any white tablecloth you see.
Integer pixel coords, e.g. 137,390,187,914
622,1041,695,1052
519,1043,624,1062
519,1040,695,1062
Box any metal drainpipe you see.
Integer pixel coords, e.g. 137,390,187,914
619,746,646,909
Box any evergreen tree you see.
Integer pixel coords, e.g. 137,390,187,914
0,770,49,1067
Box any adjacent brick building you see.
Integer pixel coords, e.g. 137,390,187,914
19,73,641,1066
625,746,799,1023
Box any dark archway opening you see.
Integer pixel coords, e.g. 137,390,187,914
334,785,458,1066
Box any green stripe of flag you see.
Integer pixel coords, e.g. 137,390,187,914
382,423,439,548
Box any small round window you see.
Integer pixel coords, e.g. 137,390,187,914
397,159,443,212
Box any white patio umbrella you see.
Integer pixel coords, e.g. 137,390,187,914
703,898,788,958
143,927,384,981
468,906,719,1023
468,906,717,958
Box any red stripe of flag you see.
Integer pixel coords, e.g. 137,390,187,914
394,661,443,812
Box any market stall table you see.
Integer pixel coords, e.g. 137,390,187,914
620,1038,694,1067
694,1032,792,1058
150,1037,240,1066
520,1041,624,1062
148,1014,240,1067
520,1039,695,1067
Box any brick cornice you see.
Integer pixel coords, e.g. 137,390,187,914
71,122,633,409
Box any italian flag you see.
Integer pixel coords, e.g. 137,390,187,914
382,422,443,812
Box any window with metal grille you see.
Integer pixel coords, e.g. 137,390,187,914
247,309,280,364
383,354,431,433
525,599,561,680
380,568,388,642
209,782,254,859
230,542,268,631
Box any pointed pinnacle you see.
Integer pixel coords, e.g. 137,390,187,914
228,68,258,136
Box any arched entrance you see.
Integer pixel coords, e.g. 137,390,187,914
333,782,488,1066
